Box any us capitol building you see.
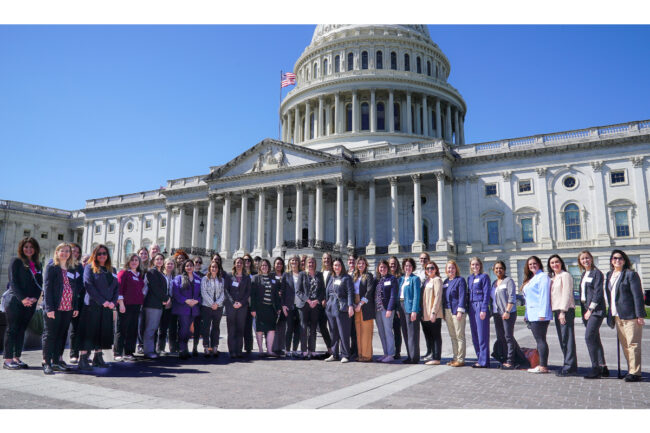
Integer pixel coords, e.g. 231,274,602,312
1,24,649,288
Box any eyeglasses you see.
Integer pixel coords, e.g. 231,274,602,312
96,252,107,256
244,258,252,262
612,256,624,261
195,261,202,265
426,266,435,270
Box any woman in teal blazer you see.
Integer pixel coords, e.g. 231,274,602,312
398,257,422,364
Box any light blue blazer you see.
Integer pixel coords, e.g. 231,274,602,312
523,270,552,321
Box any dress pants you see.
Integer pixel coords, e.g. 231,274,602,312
493,312,517,365
200,305,223,349
421,315,434,356
318,306,332,350
326,308,351,358
615,316,643,376
398,301,420,362
375,308,395,356
3,297,36,359
136,308,145,350
178,314,195,353
421,318,442,361
529,320,550,367
553,308,577,373
226,305,248,356
79,304,114,351
157,308,179,352
299,304,320,352
354,311,374,361
285,308,301,352
65,303,84,358
272,311,288,353
143,307,163,356
392,313,402,356
244,309,254,352
192,315,202,351
114,304,141,356
42,310,73,364
584,314,606,369
468,301,490,366
444,308,466,363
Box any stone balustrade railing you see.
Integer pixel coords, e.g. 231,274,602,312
0,200,75,218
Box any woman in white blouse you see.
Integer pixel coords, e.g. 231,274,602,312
548,254,577,376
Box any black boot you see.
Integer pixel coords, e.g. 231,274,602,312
42,362,54,375
584,367,602,379
601,366,610,377
92,352,107,368
78,354,92,371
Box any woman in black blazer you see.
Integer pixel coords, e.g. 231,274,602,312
298,256,325,359
578,250,609,379
605,249,646,382
3,237,42,370
250,259,282,357
41,243,79,374
225,257,251,359
66,243,85,364
324,258,355,363
142,253,170,359
282,255,302,358
352,256,375,362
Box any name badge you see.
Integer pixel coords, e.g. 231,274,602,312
271,279,276,284
75,272,80,279
443,283,449,288
384,281,392,287
499,284,507,289
232,281,240,287
66,272,75,279
585,277,593,283
404,280,410,286
133,276,139,281
194,279,201,284
474,278,480,284
112,273,118,278
334,279,341,286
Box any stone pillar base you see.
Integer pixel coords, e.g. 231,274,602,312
388,242,400,254
219,250,231,260
272,247,284,258
233,249,246,258
436,240,449,252
411,241,426,253
639,231,650,244
365,242,376,256
251,248,268,258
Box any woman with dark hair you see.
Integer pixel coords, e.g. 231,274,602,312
242,253,256,355
548,254,577,376
522,256,552,374
442,260,466,367
114,254,144,362
298,256,325,359
225,257,251,359
211,253,222,267
605,249,645,382
201,260,228,357
173,250,190,274
388,256,403,359
77,244,118,370
467,257,491,368
66,242,85,364
282,255,303,358
135,246,150,355
41,243,79,374
398,257,422,364
578,250,609,379
156,258,177,354
422,261,443,366
324,257,354,363
272,257,289,355
171,259,201,360
143,253,170,359
374,259,398,363
490,261,518,369
318,253,333,357
3,237,42,370
250,259,282,356
353,256,375,362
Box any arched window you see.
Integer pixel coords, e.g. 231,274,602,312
427,60,431,76
361,51,368,69
334,55,340,73
345,104,352,131
347,52,354,71
323,58,328,76
416,56,422,73
390,51,397,70
376,51,383,69
404,53,410,71
394,102,401,131
125,239,134,258
361,102,369,130
313,62,318,79
564,204,581,240
309,113,315,139
377,102,385,130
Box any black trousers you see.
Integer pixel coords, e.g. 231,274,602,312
3,297,36,359
349,311,358,358
192,314,201,351
285,308,301,352
554,308,577,372
318,304,332,350
244,308,254,352
42,310,73,364
200,305,223,349
178,314,195,353
529,320,550,367
136,307,146,349
584,313,606,369
398,301,420,362
273,311,288,352
421,315,434,356
157,308,179,352
493,312,517,364
393,312,402,356
79,304,114,351
326,308,352,358
114,304,141,356
66,303,84,358
421,317,442,360
299,304,321,352
226,305,248,356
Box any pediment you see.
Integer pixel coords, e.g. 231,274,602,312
205,138,344,181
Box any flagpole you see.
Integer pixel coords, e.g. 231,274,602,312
278,70,282,141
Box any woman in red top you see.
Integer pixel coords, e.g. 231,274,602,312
113,254,144,361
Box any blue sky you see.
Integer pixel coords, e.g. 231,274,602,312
1,25,649,210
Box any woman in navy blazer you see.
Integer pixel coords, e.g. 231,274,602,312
298,257,326,359
172,259,202,360
282,255,303,358
225,257,251,360
605,249,646,382
467,257,491,368
41,243,79,374
578,250,609,379
398,257,421,364
374,259,399,363
324,257,355,363
442,260,467,367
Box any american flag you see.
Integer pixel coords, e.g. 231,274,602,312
281,72,296,88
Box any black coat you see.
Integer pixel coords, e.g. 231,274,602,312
225,273,251,314
580,268,606,321
43,263,79,313
250,274,282,313
298,271,326,307
8,257,42,300
143,268,171,310
606,269,646,323
355,273,376,321
281,272,303,309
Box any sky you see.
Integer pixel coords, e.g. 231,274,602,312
1,24,649,211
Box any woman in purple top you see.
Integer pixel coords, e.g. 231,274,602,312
374,259,399,363
467,257,491,368
171,259,202,360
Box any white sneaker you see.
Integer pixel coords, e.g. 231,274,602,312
381,355,394,363
527,366,547,374
340,357,349,363
324,355,337,362
114,356,123,362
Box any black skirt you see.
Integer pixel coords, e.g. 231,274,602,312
78,304,114,351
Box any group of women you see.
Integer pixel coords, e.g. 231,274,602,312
1,237,645,382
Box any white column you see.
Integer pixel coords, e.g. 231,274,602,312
191,204,200,248
317,96,324,138
435,98,442,138
295,183,303,245
220,193,232,258
370,89,376,132
167,209,175,251
334,92,340,134
630,157,650,242
435,172,447,250
116,218,125,266
347,185,355,249
293,107,300,143
101,218,108,245
536,168,553,249
366,179,376,255
287,112,293,143
153,213,160,247
454,108,460,145
304,101,311,141
273,186,284,257
308,188,315,246
406,92,412,134
388,90,395,132
325,103,331,136
177,207,185,248
411,174,425,252
253,189,267,257
82,221,90,254
335,178,344,250
421,96,428,137
205,196,215,251
459,114,465,145
138,215,144,249
352,90,358,132
415,103,421,135
281,115,287,141
237,194,249,255
315,180,324,244
445,103,452,142
388,177,400,254
357,188,364,247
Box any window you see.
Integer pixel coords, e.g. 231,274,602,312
521,218,534,243
161,218,166,228
563,175,577,190
393,102,401,131
345,104,352,131
125,239,134,257
57,234,64,241
416,56,422,73
313,62,318,79
23,230,31,238
323,58,328,76
94,225,101,234
518,179,532,194
361,51,368,69
610,170,626,185
108,223,115,233
334,55,340,73
361,102,369,131
390,51,397,70
485,184,497,197
564,204,581,240
145,219,152,230
347,52,354,71
615,211,630,237
487,221,499,245
377,102,385,130
40,232,48,239
404,53,410,71
427,60,431,76
126,222,134,232
376,51,383,69
309,113,314,139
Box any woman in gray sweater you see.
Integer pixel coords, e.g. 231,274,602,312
490,261,518,369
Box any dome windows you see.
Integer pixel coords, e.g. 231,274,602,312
361,51,368,69
394,102,401,131
416,56,422,73
376,51,383,69
361,102,370,130
427,60,431,76
323,58,328,76
377,102,385,130
347,52,354,71
334,55,340,73
345,104,353,131
391,52,397,70
313,62,318,79
404,53,410,71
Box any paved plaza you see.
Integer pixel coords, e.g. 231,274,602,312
1,318,648,409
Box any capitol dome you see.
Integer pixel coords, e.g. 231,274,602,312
279,24,467,151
